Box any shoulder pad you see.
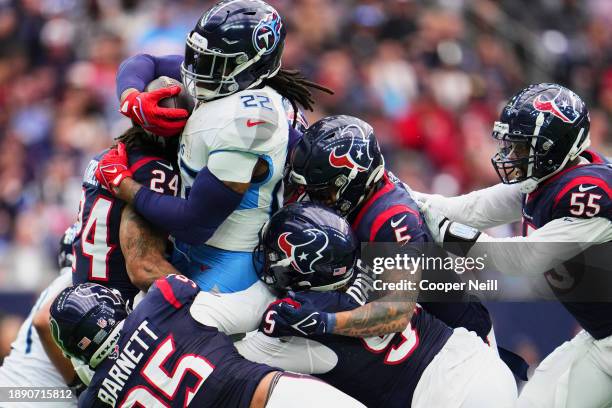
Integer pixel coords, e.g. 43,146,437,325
186,90,285,154
150,274,199,308
370,206,427,243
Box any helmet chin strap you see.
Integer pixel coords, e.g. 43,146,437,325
519,113,545,194
520,127,588,194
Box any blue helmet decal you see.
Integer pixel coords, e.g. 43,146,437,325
252,11,283,55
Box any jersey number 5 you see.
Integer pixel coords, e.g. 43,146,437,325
122,335,214,407
362,322,419,365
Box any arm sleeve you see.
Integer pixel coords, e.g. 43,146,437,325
469,216,612,275
116,54,184,98
414,183,523,229
133,167,244,245
234,333,336,374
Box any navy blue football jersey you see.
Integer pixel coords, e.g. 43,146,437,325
282,288,452,407
522,150,612,339
80,274,276,408
73,148,180,302
349,171,493,340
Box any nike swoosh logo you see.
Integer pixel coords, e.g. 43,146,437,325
106,168,119,174
246,119,267,127
301,319,318,328
132,105,144,124
390,215,407,228
578,184,597,192
156,161,174,171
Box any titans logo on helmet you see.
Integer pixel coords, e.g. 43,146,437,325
328,124,374,172
252,12,283,55
277,229,329,274
532,87,581,124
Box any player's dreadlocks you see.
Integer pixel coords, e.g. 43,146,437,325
114,125,179,165
264,68,334,128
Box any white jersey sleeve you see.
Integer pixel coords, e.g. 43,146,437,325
469,216,612,275
413,183,523,229
234,332,338,374
0,271,75,401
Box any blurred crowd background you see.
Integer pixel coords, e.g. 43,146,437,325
0,0,610,372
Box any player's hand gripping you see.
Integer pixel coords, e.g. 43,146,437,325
260,292,335,338
120,86,189,137
95,142,133,193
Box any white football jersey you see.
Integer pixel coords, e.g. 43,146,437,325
0,271,76,407
178,86,289,252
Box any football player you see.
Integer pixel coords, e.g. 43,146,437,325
49,276,365,408
0,225,79,407
79,77,190,303
415,83,612,408
97,0,329,334
235,202,517,407
266,115,496,344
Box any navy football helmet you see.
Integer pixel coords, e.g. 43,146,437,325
255,202,358,292
181,0,286,101
50,283,128,368
288,115,385,216
491,83,590,192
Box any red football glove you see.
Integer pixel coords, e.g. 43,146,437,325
95,142,133,192
120,86,189,137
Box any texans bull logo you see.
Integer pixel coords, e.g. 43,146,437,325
329,125,374,172
277,229,329,274
532,89,580,124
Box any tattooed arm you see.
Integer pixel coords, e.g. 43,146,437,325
332,299,415,337
119,205,179,291
332,263,420,337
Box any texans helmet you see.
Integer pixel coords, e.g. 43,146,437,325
288,115,385,216
181,0,286,101
255,202,358,293
491,83,590,192
49,283,129,368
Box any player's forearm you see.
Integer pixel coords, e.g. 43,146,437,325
33,300,76,384
415,183,523,229
469,217,612,276
119,168,244,245
332,300,414,337
115,177,142,204
116,54,183,99
120,206,179,291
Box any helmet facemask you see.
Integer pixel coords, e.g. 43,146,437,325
288,164,384,217
181,31,270,101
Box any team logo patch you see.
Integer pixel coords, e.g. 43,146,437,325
277,229,329,274
253,12,283,55
532,89,580,123
329,125,374,172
